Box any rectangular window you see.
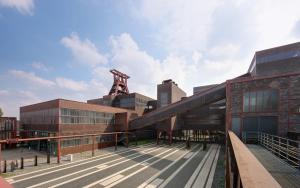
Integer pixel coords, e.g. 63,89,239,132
160,92,168,107
59,108,115,125
243,92,249,112
249,92,256,112
243,89,278,112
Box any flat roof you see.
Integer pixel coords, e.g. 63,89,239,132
20,98,134,113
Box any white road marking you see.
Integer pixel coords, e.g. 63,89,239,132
184,152,193,159
145,178,164,188
158,145,211,188
51,144,184,188
8,143,155,180
96,164,108,169
82,144,185,188
6,179,15,183
113,145,198,188
11,144,156,184
205,146,220,188
26,147,161,188
104,146,186,188
184,145,215,188
137,145,198,188
192,145,219,188
100,174,124,186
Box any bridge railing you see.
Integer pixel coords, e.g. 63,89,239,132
0,176,12,188
226,131,281,188
258,132,300,169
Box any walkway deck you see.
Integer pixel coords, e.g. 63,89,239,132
6,143,223,188
248,144,300,188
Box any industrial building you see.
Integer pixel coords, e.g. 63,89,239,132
0,117,18,149
18,42,300,155
129,42,300,142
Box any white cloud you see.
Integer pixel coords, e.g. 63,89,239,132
131,0,300,55
61,32,108,67
131,0,222,54
31,62,50,71
56,77,88,91
9,69,56,87
0,89,9,96
0,0,34,15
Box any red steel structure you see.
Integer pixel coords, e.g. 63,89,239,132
109,69,130,96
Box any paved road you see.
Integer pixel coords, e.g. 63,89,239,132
7,143,221,188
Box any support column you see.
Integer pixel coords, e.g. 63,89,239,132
115,133,118,151
169,131,172,145
57,138,61,164
126,133,129,148
92,136,95,157
156,130,160,145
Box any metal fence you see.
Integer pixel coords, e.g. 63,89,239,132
258,132,300,169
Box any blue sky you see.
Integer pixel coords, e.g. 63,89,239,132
0,0,300,118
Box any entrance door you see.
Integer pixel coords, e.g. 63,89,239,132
242,116,278,134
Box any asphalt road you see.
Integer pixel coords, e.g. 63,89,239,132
7,142,221,188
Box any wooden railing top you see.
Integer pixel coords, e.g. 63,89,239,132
0,176,12,188
228,131,281,188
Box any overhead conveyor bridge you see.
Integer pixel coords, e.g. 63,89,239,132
129,82,226,130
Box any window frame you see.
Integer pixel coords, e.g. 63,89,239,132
242,88,279,113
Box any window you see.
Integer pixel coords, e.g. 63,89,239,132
59,108,115,125
160,92,168,107
243,89,278,112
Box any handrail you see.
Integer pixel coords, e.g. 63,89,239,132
258,132,300,168
0,176,12,188
0,131,134,144
226,131,281,188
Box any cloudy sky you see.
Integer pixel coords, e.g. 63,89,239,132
0,0,300,118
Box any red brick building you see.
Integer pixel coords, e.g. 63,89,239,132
20,99,139,154
0,117,17,149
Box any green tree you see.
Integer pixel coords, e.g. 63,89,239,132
0,108,3,117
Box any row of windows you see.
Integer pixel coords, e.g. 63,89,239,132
60,108,115,125
118,97,150,109
243,90,278,112
119,98,135,108
60,116,114,125
21,109,58,125
60,108,113,118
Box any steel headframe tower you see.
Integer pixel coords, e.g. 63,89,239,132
108,69,130,96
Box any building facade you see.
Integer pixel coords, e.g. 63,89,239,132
20,99,138,154
227,42,300,140
0,117,18,149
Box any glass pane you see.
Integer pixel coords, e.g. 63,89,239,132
232,117,241,136
243,92,249,112
256,91,263,112
249,92,256,112
262,90,269,111
270,90,278,111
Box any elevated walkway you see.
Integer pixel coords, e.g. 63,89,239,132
129,83,226,130
248,144,300,187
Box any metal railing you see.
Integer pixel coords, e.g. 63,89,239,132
258,132,300,169
226,131,281,188
0,131,137,173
